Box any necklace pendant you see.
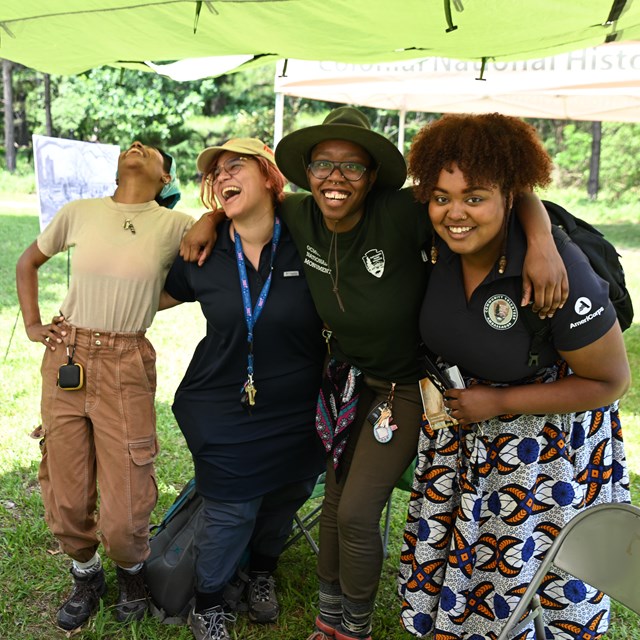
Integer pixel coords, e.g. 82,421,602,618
123,219,136,234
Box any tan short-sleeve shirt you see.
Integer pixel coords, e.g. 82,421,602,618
37,197,194,332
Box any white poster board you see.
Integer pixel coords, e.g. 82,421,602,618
33,135,121,231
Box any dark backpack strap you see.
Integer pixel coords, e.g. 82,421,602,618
519,226,568,368
520,308,550,368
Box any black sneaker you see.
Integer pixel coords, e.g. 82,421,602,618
188,605,235,640
56,567,107,630
247,572,279,623
114,566,148,623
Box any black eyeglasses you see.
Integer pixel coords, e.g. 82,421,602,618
307,160,368,182
211,157,248,183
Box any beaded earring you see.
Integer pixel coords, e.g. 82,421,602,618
498,207,512,274
430,232,439,265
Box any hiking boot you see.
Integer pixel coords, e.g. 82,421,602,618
188,605,236,640
222,569,250,612
247,572,279,623
114,566,148,623
56,567,107,630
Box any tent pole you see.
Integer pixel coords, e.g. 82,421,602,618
398,108,406,155
274,92,284,148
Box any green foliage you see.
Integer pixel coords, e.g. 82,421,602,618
551,123,593,188
600,123,640,198
47,68,204,145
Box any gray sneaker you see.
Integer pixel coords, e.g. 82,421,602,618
247,572,279,623
188,605,235,640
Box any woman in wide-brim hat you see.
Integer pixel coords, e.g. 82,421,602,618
275,105,407,192
178,107,569,640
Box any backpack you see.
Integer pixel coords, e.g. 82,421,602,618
523,200,634,366
145,479,203,624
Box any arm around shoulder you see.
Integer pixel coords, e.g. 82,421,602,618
516,192,569,316
179,209,226,266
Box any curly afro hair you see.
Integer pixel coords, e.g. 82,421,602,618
408,113,553,204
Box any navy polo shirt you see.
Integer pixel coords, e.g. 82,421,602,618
420,218,616,383
164,219,325,500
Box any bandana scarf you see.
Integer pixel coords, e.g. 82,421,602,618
315,358,362,470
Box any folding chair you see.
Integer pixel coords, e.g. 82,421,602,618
496,502,640,640
284,473,325,554
286,460,416,557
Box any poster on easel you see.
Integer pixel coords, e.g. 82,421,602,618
33,135,120,231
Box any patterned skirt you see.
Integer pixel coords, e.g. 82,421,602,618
398,367,630,640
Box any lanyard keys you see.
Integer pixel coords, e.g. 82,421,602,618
240,376,257,410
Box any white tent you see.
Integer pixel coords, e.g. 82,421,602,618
273,43,640,147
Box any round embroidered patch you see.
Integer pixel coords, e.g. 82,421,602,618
484,294,518,330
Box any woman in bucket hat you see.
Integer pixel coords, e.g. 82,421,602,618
160,138,326,640
179,108,568,639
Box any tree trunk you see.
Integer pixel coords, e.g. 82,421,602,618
44,73,53,136
587,121,602,201
44,73,53,137
2,58,16,172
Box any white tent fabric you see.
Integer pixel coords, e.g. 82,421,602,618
1,1,640,76
273,43,640,123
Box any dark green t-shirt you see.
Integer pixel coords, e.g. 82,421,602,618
280,188,432,383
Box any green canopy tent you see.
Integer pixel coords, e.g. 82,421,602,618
1,1,640,75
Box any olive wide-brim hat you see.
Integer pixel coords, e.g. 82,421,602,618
275,106,407,191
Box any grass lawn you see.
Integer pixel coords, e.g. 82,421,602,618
1,189,639,640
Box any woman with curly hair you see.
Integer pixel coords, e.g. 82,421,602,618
398,113,631,640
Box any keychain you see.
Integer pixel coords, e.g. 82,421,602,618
57,344,84,390
240,374,257,410
368,383,398,443
322,328,332,354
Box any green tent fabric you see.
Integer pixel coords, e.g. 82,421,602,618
1,1,640,76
